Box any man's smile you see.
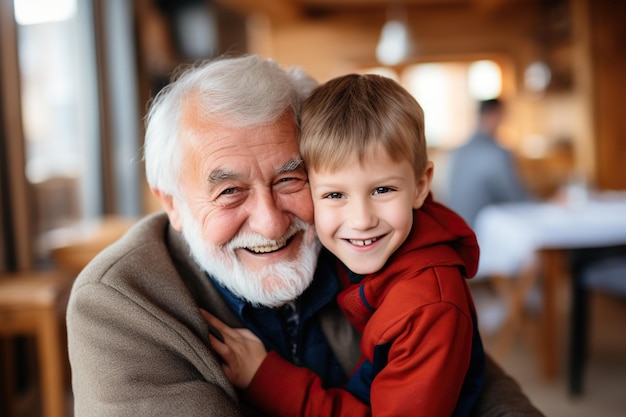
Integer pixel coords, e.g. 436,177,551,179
245,235,293,254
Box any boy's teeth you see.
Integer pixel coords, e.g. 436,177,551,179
349,237,377,246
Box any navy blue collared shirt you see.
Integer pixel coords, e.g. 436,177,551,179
209,249,348,388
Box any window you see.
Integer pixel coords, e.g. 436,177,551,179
364,59,503,148
14,0,101,259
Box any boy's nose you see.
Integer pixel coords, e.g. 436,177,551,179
349,199,378,230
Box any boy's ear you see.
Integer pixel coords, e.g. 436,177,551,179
413,161,434,209
151,188,183,231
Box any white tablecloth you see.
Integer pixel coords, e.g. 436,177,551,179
473,192,626,277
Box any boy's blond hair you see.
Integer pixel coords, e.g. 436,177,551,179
299,73,427,178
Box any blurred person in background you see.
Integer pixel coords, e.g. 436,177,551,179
447,98,531,229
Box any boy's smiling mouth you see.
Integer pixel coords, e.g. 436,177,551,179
347,236,383,246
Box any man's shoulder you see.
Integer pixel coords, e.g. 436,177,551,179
72,212,176,288
67,211,216,328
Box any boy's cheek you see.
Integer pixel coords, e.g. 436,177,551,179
313,208,337,240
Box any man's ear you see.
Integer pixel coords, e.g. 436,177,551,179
413,161,434,209
151,188,183,231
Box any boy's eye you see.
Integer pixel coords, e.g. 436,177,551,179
373,187,392,195
324,192,345,199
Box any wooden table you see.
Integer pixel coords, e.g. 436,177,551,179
473,192,626,379
0,270,74,417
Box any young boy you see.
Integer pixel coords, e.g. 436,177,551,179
206,74,485,417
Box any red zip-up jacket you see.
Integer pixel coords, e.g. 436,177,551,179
245,196,483,417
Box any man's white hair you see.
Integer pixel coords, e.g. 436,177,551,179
143,55,318,197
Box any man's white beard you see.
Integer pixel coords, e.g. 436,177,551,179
179,204,321,308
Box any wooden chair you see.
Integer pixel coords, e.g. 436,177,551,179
0,217,135,416
471,262,539,363
487,265,539,360
0,270,74,417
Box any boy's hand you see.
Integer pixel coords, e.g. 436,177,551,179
200,309,268,389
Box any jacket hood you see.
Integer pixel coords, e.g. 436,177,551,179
386,193,479,279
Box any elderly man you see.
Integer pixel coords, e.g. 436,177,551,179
66,55,543,416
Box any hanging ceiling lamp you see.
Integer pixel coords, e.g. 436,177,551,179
375,2,411,66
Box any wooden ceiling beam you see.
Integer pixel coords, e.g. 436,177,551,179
215,0,536,22
214,0,302,23
471,0,516,15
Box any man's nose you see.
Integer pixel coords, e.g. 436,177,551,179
348,198,377,230
247,190,290,240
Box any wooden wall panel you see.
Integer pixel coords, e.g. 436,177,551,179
0,0,34,270
590,0,626,190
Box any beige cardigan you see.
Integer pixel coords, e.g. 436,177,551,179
67,212,543,417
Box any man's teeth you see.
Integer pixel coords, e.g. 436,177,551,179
349,237,378,246
248,241,287,253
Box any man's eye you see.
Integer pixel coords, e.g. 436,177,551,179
324,192,344,199
275,177,307,193
213,187,248,208
220,188,238,195
276,177,299,187
373,187,392,195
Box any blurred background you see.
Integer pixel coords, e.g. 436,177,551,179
0,0,625,416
